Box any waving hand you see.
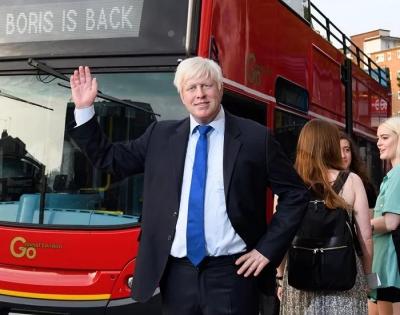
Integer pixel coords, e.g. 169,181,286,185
70,66,98,108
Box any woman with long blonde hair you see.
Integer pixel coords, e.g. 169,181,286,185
370,116,400,315
279,119,373,314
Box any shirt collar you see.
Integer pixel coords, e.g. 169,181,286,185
386,164,400,179
189,106,225,135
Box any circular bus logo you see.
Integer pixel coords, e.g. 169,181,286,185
10,236,36,259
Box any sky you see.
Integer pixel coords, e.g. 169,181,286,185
311,0,400,38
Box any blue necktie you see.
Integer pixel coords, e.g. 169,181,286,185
187,125,213,266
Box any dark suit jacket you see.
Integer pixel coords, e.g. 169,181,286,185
69,110,309,302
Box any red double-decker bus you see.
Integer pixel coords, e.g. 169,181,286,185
0,0,390,314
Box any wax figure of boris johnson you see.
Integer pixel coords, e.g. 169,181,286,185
68,57,309,315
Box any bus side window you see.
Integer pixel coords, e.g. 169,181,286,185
275,77,309,113
222,92,266,125
274,110,307,163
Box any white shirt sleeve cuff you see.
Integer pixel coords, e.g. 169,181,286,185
74,106,95,127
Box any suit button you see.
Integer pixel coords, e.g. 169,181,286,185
172,211,178,216
168,235,172,241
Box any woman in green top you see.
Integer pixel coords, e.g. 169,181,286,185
371,116,400,314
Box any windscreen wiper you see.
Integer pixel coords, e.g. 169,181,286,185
0,89,53,111
28,58,160,117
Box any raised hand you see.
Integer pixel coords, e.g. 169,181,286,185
70,66,98,108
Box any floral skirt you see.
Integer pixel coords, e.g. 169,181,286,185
280,256,368,315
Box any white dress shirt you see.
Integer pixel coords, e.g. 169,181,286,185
74,105,246,257
170,107,246,257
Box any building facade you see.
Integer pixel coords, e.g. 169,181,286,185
351,29,400,115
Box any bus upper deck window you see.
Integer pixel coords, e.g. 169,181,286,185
275,77,309,113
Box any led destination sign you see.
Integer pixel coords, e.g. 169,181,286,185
0,0,144,43
0,0,189,58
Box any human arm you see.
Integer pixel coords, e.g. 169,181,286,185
371,213,400,234
68,112,155,179
275,254,286,301
273,195,285,300
68,65,157,178
350,173,373,274
255,132,309,265
272,194,285,279
236,132,309,276
371,173,400,233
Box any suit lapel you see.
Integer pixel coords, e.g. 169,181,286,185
168,118,190,203
223,113,242,198
166,114,241,203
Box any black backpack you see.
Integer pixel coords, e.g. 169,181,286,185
287,171,362,291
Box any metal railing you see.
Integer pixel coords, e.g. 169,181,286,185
309,1,390,88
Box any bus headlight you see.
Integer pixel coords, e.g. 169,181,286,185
127,276,133,289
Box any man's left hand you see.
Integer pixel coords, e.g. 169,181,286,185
235,249,269,277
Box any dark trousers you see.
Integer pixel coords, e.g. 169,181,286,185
159,255,259,315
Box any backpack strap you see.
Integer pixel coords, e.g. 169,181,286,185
333,171,363,257
332,170,350,194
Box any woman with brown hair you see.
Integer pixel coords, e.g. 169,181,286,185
279,119,373,314
340,132,377,210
